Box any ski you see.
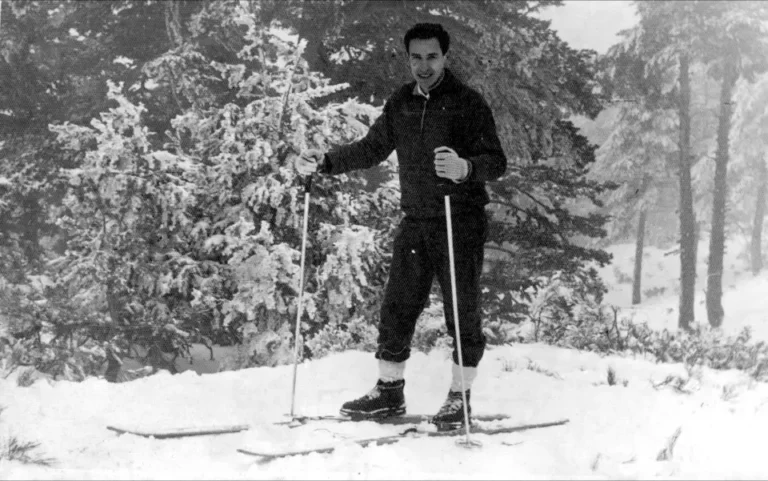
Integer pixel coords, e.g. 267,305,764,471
104,414,526,440
419,418,569,437
238,418,569,461
103,414,508,438
238,434,403,460
277,413,511,427
106,424,250,439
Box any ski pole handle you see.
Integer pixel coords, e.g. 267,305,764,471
303,173,313,194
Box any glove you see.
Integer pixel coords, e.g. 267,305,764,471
295,149,325,175
434,146,471,183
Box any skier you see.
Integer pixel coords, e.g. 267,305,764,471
295,22,507,429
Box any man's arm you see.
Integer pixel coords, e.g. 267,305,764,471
320,100,396,175
462,94,507,182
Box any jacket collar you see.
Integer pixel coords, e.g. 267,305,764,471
411,68,458,98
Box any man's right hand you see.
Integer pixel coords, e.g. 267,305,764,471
295,149,325,175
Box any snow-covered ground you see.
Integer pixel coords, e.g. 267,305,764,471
2,239,768,480
596,237,768,341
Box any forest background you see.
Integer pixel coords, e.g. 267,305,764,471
1,0,768,385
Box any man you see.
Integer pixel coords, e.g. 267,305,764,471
295,22,506,429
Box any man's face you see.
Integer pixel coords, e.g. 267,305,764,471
407,37,446,91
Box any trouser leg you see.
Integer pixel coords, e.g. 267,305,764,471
375,218,434,364
433,210,487,368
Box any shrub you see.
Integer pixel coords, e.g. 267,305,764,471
302,295,452,360
0,280,190,381
409,299,452,355
613,266,633,284
643,286,666,299
522,292,768,381
219,322,297,370
7,3,397,380
0,407,55,466
497,269,768,380
304,316,378,360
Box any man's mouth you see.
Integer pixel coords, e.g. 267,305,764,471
418,73,432,79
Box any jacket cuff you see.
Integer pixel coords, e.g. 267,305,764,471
318,153,332,174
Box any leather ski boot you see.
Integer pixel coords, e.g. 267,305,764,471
339,379,406,419
431,389,471,431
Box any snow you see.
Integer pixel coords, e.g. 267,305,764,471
3,238,768,479
595,237,768,341
536,1,638,54
112,57,135,68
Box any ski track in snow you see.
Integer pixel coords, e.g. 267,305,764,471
2,240,768,479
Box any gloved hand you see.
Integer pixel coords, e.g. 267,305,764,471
434,146,471,183
295,149,325,175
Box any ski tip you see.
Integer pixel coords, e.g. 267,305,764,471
237,448,281,463
106,424,250,438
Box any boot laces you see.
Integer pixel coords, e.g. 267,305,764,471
437,393,463,415
362,385,382,401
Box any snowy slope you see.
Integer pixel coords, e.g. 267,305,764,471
3,344,768,479
2,239,768,479
596,238,768,341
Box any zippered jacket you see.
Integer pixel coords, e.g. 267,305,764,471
321,68,507,218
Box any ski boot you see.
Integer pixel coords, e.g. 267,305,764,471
431,389,471,431
339,379,406,419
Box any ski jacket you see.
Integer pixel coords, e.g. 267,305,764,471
321,68,507,218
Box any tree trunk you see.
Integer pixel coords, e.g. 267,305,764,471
164,1,183,47
677,54,696,331
752,159,767,275
632,210,647,305
706,63,738,329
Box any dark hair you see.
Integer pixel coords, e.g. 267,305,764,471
404,23,450,55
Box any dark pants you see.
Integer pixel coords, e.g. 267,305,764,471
375,208,487,367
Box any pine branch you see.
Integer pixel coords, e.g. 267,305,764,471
485,244,517,257
491,199,569,245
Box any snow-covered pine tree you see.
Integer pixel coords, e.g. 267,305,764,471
730,72,768,275
607,1,713,330
590,101,678,304
48,1,399,372
698,1,768,328
268,1,617,339
597,33,720,305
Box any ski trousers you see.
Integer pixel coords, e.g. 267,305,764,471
375,208,488,367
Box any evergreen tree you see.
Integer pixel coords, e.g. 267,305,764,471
272,0,615,326
1,1,396,375
590,102,678,304
730,72,768,276
1,0,619,377
597,23,721,306
605,1,716,330
698,1,768,328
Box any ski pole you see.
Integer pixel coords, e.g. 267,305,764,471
445,195,481,448
290,174,313,418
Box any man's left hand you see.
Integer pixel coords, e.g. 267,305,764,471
434,146,470,183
